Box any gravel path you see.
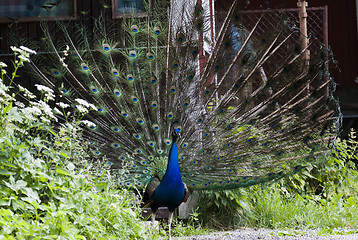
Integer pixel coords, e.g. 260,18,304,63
182,228,358,240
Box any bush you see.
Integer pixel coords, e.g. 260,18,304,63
0,47,158,239
197,130,358,230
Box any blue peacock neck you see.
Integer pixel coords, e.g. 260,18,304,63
162,132,182,184
152,130,185,206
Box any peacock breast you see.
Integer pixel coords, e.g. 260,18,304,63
152,176,185,208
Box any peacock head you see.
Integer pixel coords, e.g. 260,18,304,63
172,128,180,140
171,121,181,140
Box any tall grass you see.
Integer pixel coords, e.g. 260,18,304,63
197,130,358,231
240,184,358,229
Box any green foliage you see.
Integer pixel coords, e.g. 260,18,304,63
197,190,248,228
172,209,209,237
0,51,158,239
197,130,358,231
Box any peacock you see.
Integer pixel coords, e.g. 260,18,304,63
8,0,340,238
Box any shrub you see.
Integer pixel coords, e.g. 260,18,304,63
0,47,158,239
197,130,358,230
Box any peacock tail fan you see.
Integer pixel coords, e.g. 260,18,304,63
12,0,341,191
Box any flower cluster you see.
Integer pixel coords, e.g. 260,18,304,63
35,84,55,102
0,62,7,75
81,120,96,128
18,85,36,99
0,79,14,104
1,46,100,126
75,98,97,114
10,46,36,65
59,45,70,67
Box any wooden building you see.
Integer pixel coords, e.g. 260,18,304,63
0,0,357,134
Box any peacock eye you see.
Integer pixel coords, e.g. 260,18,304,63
127,74,134,81
81,63,89,70
147,53,155,60
131,25,139,32
103,43,110,51
153,27,161,35
112,69,119,75
129,50,137,58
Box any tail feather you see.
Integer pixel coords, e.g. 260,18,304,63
12,1,340,190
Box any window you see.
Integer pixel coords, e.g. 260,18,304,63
0,0,76,22
112,0,148,18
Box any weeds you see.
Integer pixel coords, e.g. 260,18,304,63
197,129,358,231
0,48,159,239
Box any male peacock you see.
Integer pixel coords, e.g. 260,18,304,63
10,0,340,238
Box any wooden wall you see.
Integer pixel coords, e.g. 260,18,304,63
216,0,358,88
0,0,106,55
1,0,357,88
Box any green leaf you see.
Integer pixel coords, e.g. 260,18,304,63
60,151,69,158
0,169,15,175
67,162,75,171
48,129,57,137
7,106,22,122
15,180,27,189
56,168,73,177
3,102,12,114
0,199,11,206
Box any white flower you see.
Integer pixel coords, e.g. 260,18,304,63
15,101,25,108
18,85,26,92
10,46,22,52
22,88,36,99
20,46,37,54
76,105,87,113
0,62,7,68
53,107,64,116
65,123,74,131
51,115,58,122
0,81,8,92
35,84,54,93
44,91,55,101
89,103,97,110
81,120,96,128
35,101,52,115
56,102,70,108
18,55,30,62
40,116,51,124
75,98,90,107
24,106,42,116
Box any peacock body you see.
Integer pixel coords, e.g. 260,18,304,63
9,0,340,237
144,129,188,210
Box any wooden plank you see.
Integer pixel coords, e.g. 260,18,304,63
142,207,169,220
0,23,9,54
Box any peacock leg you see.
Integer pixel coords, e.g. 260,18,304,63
151,212,156,222
168,211,173,240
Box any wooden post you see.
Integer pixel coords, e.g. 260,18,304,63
298,0,310,68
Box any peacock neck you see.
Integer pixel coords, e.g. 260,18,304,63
162,135,182,183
